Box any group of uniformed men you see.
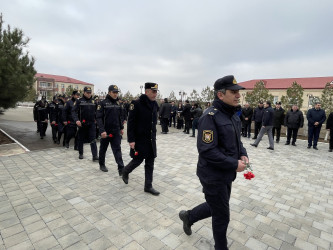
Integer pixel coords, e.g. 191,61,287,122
33,76,253,249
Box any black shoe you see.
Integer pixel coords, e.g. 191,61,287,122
144,187,160,196
252,137,257,140
79,154,83,159
329,149,332,152
53,139,57,144
186,132,189,134
313,146,318,150
292,143,296,146
100,165,108,172
92,156,99,162
65,142,69,149
179,210,192,235
74,146,78,151
307,146,311,149
36,130,39,133
276,140,279,143
285,142,290,145
40,136,44,139
250,143,257,147
267,147,274,150
122,170,129,184
56,140,60,145
190,135,195,137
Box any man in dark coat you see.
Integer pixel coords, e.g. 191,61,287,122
252,101,264,139
72,87,99,160
63,90,80,149
182,100,192,134
190,103,203,137
272,102,285,143
251,101,275,150
241,103,253,138
284,104,304,146
49,95,59,143
96,85,125,174
326,111,333,152
159,98,172,134
179,75,248,250
35,98,49,139
306,102,326,150
122,82,160,196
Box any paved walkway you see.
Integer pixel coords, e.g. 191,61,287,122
0,129,332,249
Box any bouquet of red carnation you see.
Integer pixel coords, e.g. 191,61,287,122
243,162,255,180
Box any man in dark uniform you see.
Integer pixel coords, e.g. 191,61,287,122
33,95,48,133
307,102,326,150
49,95,59,143
241,103,253,138
169,101,177,127
122,82,160,196
179,75,248,250
326,111,333,152
272,102,285,143
182,100,192,134
72,87,99,160
56,94,66,145
159,98,172,134
35,98,49,139
63,90,80,149
252,101,264,139
96,85,125,174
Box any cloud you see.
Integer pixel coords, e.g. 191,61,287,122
2,0,333,97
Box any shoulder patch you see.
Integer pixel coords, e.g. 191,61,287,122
97,105,101,110
202,130,213,143
64,103,67,107
129,104,134,110
74,101,76,106
208,112,215,116
92,100,95,104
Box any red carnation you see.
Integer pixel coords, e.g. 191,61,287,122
109,134,113,138
82,119,86,123
134,151,139,156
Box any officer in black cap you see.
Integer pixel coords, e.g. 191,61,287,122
33,95,48,133
252,100,264,139
63,90,80,149
49,95,59,143
179,75,249,249
96,84,125,174
122,82,160,196
272,101,285,143
72,87,99,161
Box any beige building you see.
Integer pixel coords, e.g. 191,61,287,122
238,76,333,110
34,73,94,99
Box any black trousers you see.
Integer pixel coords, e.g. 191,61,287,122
51,124,58,141
169,115,176,127
161,118,169,132
308,126,321,147
254,122,262,138
272,126,281,141
99,132,124,170
329,129,333,149
189,182,232,250
243,122,251,137
185,119,191,133
124,157,154,189
78,125,97,157
177,119,183,129
286,127,298,144
65,125,78,148
38,121,48,137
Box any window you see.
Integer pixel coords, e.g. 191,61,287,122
273,96,279,104
61,84,65,89
39,82,47,87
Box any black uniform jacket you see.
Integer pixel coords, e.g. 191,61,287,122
272,108,285,128
241,107,253,125
72,96,97,126
197,99,248,186
326,112,333,129
285,109,304,129
182,103,192,120
49,101,57,123
63,98,76,124
96,95,124,135
127,94,158,159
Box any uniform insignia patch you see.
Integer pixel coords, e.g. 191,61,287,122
64,103,67,107
233,78,237,84
202,130,213,143
130,104,134,110
208,112,215,115
92,100,95,104
97,105,101,110
74,101,76,106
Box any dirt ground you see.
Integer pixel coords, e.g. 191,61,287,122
0,130,14,145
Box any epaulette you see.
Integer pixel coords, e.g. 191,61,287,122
208,108,218,116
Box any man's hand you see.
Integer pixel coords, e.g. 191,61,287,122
129,142,135,149
101,132,107,138
120,130,124,135
44,119,48,123
314,122,319,126
51,121,56,125
245,118,248,120
236,160,246,172
76,121,82,127
63,121,67,126
241,156,249,164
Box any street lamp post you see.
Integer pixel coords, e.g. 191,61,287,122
179,91,186,104
140,85,143,94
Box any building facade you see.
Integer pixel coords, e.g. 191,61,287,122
238,76,333,110
34,73,94,99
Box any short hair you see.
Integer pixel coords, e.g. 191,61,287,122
265,100,271,106
185,100,189,104
214,88,226,99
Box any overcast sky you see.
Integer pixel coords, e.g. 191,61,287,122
2,0,333,97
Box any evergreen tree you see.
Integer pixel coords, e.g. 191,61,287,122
320,82,333,115
245,81,274,108
65,85,74,97
23,85,37,102
123,91,134,102
188,89,202,103
280,81,304,110
0,14,36,109
168,90,176,101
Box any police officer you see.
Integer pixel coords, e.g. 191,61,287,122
56,94,66,145
33,95,48,133
179,75,248,250
96,85,125,174
252,101,264,139
35,98,49,139
63,90,80,149
122,82,160,196
49,95,59,143
72,87,99,160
